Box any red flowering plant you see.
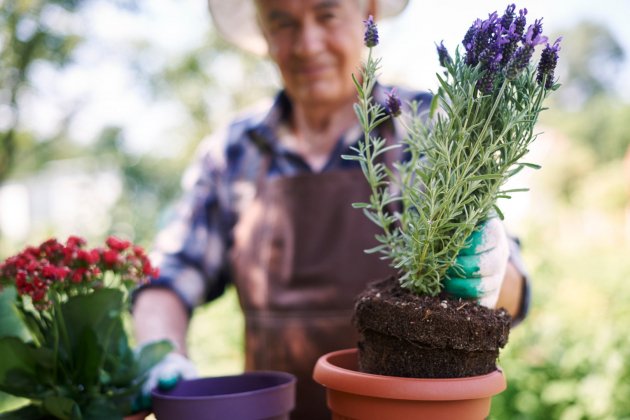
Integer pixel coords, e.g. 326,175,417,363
0,236,172,419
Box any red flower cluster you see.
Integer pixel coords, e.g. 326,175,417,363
0,236,158,308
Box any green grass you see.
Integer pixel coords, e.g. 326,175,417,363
187,286,244,377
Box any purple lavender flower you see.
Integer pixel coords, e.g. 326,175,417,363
537,37,562,89
466,13,499,67
478,60,501,94
500,23,521,66
504,46,532,80
436,41,452,67
500,4,516,30
530,18,544,40
363,15,379,47
514,8,528,38
463,19,482,65
504,23,547,80
523,22,548,47
475,23,508,92
459,4,559,90
385,88,402,117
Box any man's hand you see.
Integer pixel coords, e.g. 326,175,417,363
134,352,198,411
443,217,509,308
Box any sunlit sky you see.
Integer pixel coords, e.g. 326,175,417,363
382,0,630,90
140,0,630,91
23,0,630,156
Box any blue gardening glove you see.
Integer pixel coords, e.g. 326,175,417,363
134,352,198,411
444,217,509,308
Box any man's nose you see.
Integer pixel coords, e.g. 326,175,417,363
293,20,325,56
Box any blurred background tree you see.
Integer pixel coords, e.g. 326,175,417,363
548,21,629,164
0,0,277,255
1,0,86,184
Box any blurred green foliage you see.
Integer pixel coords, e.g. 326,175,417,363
491,233,630,419
0,0,277,257
547,99,630,164
553,21,625,104
1,0,83,183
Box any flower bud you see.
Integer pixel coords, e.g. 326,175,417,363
363,15,379,47
537,37,562,89
504,44,534,80
385,88,402,117
436,41,452,67
514,8,527,38
500,4,516,30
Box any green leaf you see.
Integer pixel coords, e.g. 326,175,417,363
82,397,124,420
103,331,136,387
61,289,124,352
351,73,363,99
136,340,173,377
429,93,440,118
19,311,45,346
353,103,365,127
372,144,401,158
0,404,43,419
468,173,501,181
42,395,80,420
0,288,28,340
519,162,542,169
340,154,360,161
364,244,388,254
492,204,505,220
507,165,525,177
0,337,54,398
74,328,102,391
499,188,530,194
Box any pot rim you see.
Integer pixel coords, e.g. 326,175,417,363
151,370,296,401
313,348,506,401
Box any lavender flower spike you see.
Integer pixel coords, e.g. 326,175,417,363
505,22,548,80
385,88,402,117
514,8,528,38
363,15,379,47
500,4,516,30
537,37,562,89
436,41,452,67
463,19,482,65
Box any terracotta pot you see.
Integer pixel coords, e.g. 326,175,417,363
313,348,506,420
151,371,296,420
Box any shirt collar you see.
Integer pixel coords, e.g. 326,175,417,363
246,83,404,152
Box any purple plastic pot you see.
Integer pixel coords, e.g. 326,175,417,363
151,371,296,420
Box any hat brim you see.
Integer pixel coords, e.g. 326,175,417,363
208,0,410,55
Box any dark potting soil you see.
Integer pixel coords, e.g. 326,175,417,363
353,276,511,378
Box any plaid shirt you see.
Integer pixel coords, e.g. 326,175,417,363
143,84,530,323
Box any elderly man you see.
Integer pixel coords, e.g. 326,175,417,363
133,1,529,418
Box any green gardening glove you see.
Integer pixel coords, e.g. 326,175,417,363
444,217,509,308
133,352,198,412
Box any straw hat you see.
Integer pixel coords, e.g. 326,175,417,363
207,0,410,55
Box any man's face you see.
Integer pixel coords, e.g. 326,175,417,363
256,0,366,108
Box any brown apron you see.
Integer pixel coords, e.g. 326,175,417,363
230,146,395,419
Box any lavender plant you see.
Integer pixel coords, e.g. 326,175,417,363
348,5,561,296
